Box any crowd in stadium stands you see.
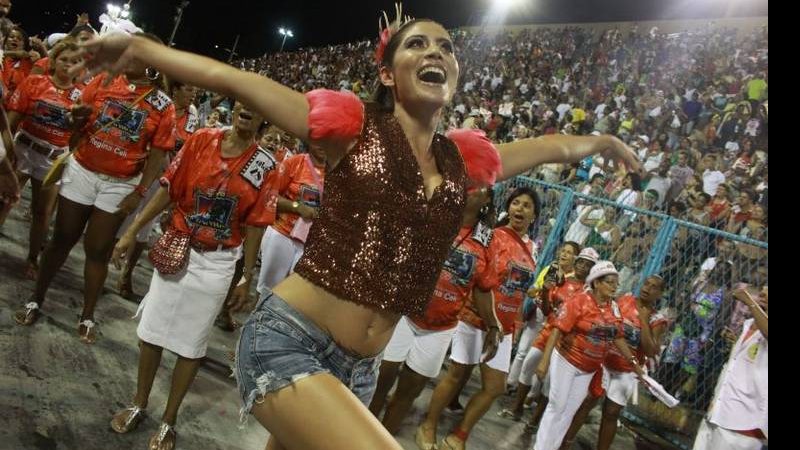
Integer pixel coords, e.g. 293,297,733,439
0,2,767,448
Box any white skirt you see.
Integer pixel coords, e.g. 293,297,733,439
136,245,241,359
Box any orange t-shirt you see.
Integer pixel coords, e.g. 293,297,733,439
459,226,536,334
7,74,82,148
173,107,199,152
74,74,176,178
554,291,624,373
605,294,669,372
161,128,279,249
33,57,49,74
411,225,499,331
2,56,33,104
273,146,294,162
269,154,325,239
532,278,585,350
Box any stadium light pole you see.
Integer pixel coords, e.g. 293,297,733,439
168,1,190,47
278,27,294,52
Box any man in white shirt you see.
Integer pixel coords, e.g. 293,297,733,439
701,153,726,196
692,287,767,450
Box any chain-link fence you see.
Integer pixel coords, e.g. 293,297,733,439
493,176,768,449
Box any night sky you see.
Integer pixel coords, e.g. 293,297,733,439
15,0,767,59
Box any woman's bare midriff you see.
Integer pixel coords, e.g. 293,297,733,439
271,273,401,357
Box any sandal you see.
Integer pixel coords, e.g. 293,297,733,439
14,302,41,326
148,422,177,450
110,404,146,434
415,425,438,450
78,319,97,344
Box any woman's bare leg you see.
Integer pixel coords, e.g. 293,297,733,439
249,372,402,450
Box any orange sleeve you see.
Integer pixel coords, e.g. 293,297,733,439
245,168,281,228
151,102,177,151
554,294,582,334
34,58,48,70
476,241,501,292
259,155,301,225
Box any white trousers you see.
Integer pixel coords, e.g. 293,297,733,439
256,226,304,295
533,350,595,450
693,419,764,450
508,319,543,387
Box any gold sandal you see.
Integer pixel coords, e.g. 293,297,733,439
110,405,146,434
148,423,176,450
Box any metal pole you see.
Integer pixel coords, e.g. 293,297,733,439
279,34,288,52
227,34,240,63
168,1,189,47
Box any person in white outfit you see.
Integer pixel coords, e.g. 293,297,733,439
692,286,767,450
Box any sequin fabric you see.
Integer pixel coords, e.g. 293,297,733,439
294,104,467,316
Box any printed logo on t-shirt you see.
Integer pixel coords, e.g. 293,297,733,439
145,90,173,112
299,184,322,208
622,321,641,348
499,262,535,297
96,99,148,142
471,222,494,247
187,189,239,240
31,101,70,129
69,88,82,102
239,149,277,189
185,112,199,133
442,248,477,287
586,323,619,345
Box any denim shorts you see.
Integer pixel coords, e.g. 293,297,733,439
234,291,381,423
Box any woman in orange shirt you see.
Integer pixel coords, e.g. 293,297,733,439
109,102,274,449
6,38,83,279
2,25,37,105
15,34,176,347
115,80,199,299
255,144,325,294
533,261,642,450
437,187,539,450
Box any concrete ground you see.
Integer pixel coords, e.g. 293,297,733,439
1,187,637,450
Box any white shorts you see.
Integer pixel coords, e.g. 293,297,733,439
15,132,68,181
117,179,161,243
256,226,304,295
449,321,513,373
383,316,457,378
136,246,241,359
60,155,142,214
604,368,638,407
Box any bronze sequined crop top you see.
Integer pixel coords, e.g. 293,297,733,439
294,103,467,316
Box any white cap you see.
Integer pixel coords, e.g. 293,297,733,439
638,135,650,144
576,247,600,263
590,131,602,136
586,260,619,286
